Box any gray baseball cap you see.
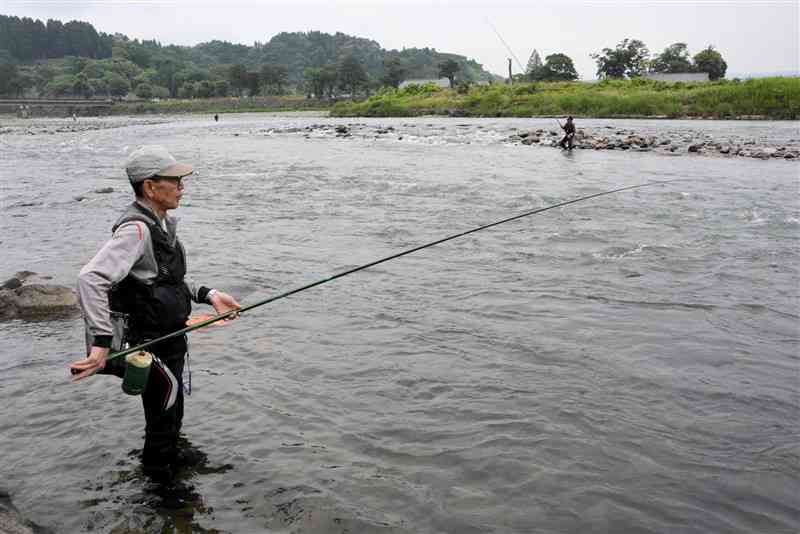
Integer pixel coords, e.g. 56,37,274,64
125,145,194,183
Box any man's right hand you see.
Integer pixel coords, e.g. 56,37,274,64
70,346,109,382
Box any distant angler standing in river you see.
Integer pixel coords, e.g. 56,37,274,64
559,116,576,150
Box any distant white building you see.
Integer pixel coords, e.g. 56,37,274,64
399,78,451,89
644,72,710,82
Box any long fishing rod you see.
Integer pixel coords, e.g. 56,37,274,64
485,18,526,73
97,179,679,363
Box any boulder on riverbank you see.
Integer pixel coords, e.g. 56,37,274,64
0,272,79,321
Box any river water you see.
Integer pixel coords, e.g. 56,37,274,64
1,114,798,533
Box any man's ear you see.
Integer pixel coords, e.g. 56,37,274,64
142,179,156,198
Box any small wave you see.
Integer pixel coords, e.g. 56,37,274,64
578,293,716,311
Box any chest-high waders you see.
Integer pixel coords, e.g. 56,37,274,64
103,203,192,473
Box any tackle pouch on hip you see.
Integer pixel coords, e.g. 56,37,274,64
110,311,130,352
95,311,130,378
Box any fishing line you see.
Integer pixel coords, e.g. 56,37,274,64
93,179,681,364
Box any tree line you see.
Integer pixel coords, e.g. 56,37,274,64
516,39,727,83
591,39,727,80
0,14,731,100
0,14,497,98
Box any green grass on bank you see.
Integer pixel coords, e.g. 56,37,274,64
110,95,331,115
330,77,800,119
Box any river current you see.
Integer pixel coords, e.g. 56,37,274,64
1,114,798,533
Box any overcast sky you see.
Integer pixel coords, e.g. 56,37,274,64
3,0,798,79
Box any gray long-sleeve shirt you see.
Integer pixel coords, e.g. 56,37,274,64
77,200,207,349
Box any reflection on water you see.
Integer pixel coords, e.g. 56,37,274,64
1,115,798,534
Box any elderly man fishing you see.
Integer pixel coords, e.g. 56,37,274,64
70,145,241,481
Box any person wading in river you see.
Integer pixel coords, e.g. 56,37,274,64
559,116,576,150
70,145,241,481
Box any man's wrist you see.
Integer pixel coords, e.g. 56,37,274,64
206,288,218,304
93,335,113,348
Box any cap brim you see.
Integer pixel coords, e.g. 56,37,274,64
157,163,194,178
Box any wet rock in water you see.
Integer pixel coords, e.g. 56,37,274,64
0,489,54,534
0,277,79,321
2,271,37,290
1,278,23,290
335,125,349,134
94,187,114,194
688,144,702,153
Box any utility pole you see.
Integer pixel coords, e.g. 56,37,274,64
508,58,513,84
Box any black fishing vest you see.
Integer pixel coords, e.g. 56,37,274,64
109,203,192,354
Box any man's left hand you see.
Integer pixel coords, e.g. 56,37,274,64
210,291,241,319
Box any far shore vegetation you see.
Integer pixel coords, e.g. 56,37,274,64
1,14,797,119
330,77,800,120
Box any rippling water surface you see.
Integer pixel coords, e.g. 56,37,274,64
1,114,799,533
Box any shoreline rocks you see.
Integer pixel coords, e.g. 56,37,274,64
0,271,79,321
504,127,800,160
253,122,800,161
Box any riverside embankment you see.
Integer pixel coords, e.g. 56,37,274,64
331,77,800,120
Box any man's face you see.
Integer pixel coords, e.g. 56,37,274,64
145,176,185,211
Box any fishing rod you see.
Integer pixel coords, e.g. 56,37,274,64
92,179,680,364
485,18,526,73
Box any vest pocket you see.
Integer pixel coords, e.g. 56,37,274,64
149,283,192,332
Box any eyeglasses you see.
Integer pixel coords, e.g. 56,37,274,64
152,176,185,187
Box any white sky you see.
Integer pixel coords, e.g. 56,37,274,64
2,0,798,79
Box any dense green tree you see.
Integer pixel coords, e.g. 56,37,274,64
693,45,727,80
228,63,248,95
246,71,260,96
195,80,214,98
178,82,196,99
45,74,76,96
134,82,153,99
438,58,460,87
321,63,339,97
81,61,106,79
151,85,170,99
338,55,367,95
127,42,152,68
651,42,693,73
104,72,130,97
213,79,229,97
260,63,289,94
525,49,543,79
89,77,107,97
153,58,179,96
538,53,579,81
303,67,325,97
592,38,650,79
381,56,406,88
0,50,21,96
32,62,57,93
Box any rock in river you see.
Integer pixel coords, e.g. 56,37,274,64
0,274,79,321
